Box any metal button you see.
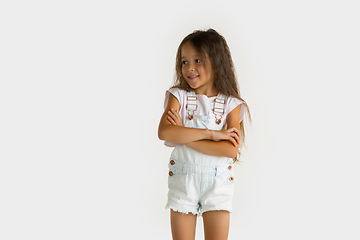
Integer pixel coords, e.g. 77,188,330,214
229,177,234,182
170,160,175,165
228,165,232,170
169,171,173,176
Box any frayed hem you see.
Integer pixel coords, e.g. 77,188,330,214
200,208,232,216
165,205,198,216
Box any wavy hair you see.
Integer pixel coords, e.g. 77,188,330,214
171,28,251,162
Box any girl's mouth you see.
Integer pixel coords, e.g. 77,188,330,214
188,75,199,80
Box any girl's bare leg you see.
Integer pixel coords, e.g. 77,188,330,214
170,209,197,240
203,210,230,240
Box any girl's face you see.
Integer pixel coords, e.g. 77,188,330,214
181,41,216,96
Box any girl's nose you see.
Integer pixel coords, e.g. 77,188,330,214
188,64,195,71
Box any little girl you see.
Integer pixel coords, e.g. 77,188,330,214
158,29,250,240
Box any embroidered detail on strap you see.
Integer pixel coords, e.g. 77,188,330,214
186,91,197,120
186,91,226,124
213,93,226,124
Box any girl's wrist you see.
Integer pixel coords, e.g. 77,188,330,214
207,129,213,140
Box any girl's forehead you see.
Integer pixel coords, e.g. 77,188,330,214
181,42,207,58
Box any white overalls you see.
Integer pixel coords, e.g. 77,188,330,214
165,91,235,216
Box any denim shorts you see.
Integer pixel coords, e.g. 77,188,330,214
165,159,235,216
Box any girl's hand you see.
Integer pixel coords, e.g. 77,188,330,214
210,124,240,147
167,108,183,127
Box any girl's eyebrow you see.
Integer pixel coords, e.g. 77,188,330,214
181,55,202,59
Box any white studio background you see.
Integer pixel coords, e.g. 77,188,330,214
1,0,359,239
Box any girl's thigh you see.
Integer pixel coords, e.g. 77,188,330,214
170,209,197,240
202,210,230,240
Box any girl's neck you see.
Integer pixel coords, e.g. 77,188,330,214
193,87,218,98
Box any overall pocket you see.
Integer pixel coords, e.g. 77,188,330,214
215,164,235,184
167,159,190,198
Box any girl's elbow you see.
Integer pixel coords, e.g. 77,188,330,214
226,152,237,159
158,125,170,141
158,128,166,141
227,146,238,158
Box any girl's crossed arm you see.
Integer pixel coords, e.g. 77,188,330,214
184,105,241,158
158,93,241,158
158,93,212,144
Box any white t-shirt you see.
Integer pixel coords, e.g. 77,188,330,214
164,88,245,147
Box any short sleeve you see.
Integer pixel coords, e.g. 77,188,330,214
164,88,182,110
226,97,245,122
163,88,185,148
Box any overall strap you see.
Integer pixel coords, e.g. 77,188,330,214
213,93,226,124
186,91,197,120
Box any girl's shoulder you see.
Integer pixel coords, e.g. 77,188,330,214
224,95,245,122
225,95,244,106
167,87,187,98
164,87,187,109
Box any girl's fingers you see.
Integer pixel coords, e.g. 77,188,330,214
171,109,183,126
167,108,183,126
230,132,240,144
228,127,240,136
173,109,181,120
228,136,237,147
168,110,178,121
231,127,240,136
169,109,179,119
168,109,176,118
167,116,176,125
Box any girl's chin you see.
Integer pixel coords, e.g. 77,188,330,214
187,84,198,90
186,81,198,88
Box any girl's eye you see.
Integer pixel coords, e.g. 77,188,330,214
195,59,201,63
182,61,188,65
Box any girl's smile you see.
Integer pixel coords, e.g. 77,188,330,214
181,41,217,97
187,74,199,80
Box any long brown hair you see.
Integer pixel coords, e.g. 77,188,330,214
171,29,251,162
